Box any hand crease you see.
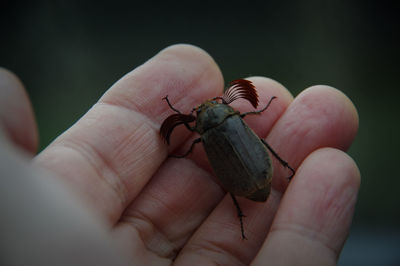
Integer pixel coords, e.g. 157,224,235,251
57,138,129,215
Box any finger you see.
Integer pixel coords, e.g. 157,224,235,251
268,85,359,192
0,68,38,154
116,77,293,258
34,44,224,224
175,85,358,265
252,148,360,266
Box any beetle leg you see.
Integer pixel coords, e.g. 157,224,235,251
230,193,247,240
261,139,296,180
163,95,183,114
170,138,201,158
240,96,277,118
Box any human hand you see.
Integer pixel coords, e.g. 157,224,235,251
1,44,360,265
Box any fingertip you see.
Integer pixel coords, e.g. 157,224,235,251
157,44,221,73
247,76,294,106
0,68,38,154
302,147,361,190
306,85,358,124
285,147,360,249
253,148,360,265
267,84,359,189
295,85,359,150
156,43,225,107
102,43,224,123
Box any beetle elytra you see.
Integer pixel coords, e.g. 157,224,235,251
159,79,295,239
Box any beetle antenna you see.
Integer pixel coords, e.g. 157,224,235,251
163,95,182,114
240,96,277,118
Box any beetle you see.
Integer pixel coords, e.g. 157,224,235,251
159,79,295,239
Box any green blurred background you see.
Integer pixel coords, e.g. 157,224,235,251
1,0,399,264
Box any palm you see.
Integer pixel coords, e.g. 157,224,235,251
34,45,359,265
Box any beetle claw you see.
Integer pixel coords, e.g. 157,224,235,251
286,165,296,181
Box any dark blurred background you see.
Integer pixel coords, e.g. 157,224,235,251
1,0,399,265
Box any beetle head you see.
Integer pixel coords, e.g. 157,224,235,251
193,101,236,134
192,100,218,114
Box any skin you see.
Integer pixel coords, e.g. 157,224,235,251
0,44,360,266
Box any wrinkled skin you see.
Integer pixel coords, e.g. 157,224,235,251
0,44,360,266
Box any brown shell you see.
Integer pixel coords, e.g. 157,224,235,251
222,79,259,108
160,113,196,144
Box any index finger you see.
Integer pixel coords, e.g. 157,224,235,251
34,44,224,224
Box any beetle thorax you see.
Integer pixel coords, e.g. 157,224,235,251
194,101,237,134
